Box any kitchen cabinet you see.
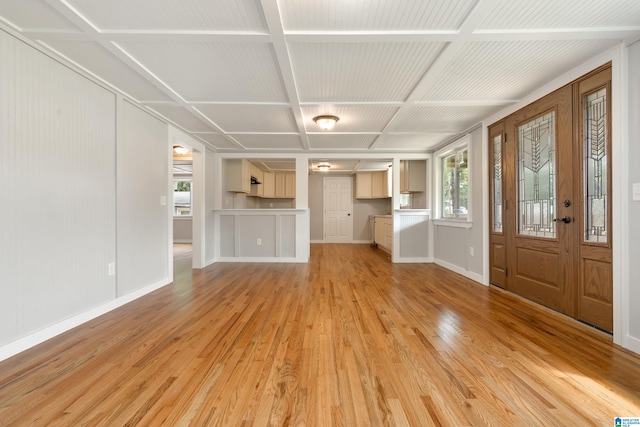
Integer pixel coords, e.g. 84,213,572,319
262,172,275,198
400,160,426,194
374,216,392,252
226,159,251,193
275,172,295,198
356,170,390,199
372,169,390,198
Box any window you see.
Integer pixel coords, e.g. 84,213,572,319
441,146,468,219
173,180,192,216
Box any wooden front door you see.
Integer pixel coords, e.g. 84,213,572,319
489,65,612,332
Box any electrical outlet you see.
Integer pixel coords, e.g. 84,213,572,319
257,238,262,246
469,247,474,256
108,262,116,276
160,196,167,206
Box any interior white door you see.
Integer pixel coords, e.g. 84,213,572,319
323,177,353,243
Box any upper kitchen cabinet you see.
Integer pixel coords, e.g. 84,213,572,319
356,170,390,199
224,158,295,201
225,159,251,193
400,160,426,194
274,172,295,199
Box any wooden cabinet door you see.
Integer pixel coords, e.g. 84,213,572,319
356,173,372,198
371,172,384,198
285,173,295,198
262,172,275,198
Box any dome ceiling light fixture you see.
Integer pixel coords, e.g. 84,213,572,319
317,162,331,171
173,145,189,155
313,115,339,130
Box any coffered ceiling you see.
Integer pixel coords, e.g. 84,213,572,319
1,0,639,153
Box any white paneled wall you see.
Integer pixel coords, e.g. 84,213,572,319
117,101,169,296
0,31,117,345
0,30,174,358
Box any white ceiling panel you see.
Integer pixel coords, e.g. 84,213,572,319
196,105,297,133
302,105,399,132
194,133,240,150
0,0,78,31
391,105,499,132
420,40,619,101
358,160,392,170
290,42,444,102
374,133,458,151
65,0,267,32
2,0,639,155
117,41,287,102
148,105,213,132
480,0,640,30
232,134,304,150
280,0,475,31
309,134,377,150
43,40,173,102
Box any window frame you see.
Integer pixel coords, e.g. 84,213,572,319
173,179,193,217
434,134,472,224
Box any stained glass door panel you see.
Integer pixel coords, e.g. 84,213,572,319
517,111,556,239
577,67,612,332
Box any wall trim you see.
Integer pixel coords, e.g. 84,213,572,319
394,257,433,264
216,257,306,263
0,278,171,363
623,334,640,354
434,258,485,285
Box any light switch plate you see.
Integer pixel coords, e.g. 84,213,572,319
160,196,167,206
633,183,640,202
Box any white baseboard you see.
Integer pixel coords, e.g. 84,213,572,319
216,257,307,263
434,259,485,285
623,334,640,354
394,257,433,263
310,240,374,245
173,239,192,243
0,278,170,363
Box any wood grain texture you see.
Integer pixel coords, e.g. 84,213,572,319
1,243,639,426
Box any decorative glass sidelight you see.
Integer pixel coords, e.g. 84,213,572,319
493,134,503,233
584,89,608,243
517,111,556,238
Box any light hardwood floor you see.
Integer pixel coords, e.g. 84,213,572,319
1,244,639,426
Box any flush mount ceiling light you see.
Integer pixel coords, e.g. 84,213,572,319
317,162,331,171
313,115,339,130
173,145,189,155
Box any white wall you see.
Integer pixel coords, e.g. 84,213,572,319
117,101,169,296
432,128,485,283
0,29,174,360
625,40,640,352
173,218,193,242
0,30,118,346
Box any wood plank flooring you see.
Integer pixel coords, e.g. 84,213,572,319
1,243,640,426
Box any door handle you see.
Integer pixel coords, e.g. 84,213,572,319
553,216,571,223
